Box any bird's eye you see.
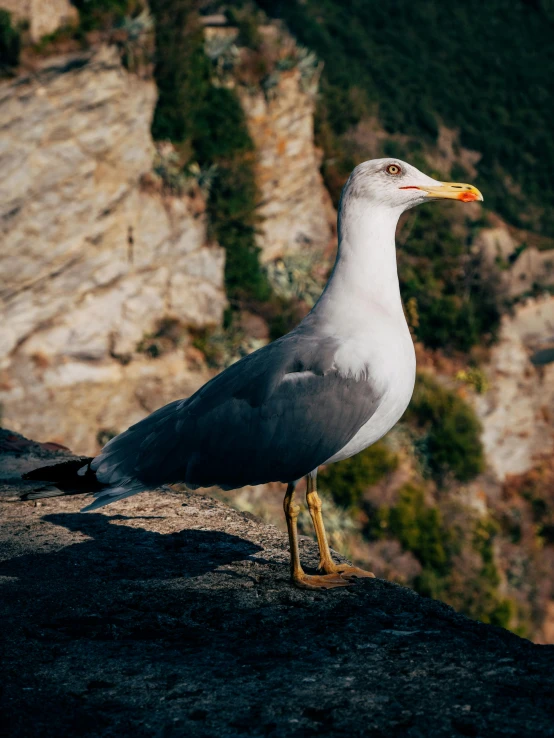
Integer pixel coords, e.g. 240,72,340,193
386,164,402,175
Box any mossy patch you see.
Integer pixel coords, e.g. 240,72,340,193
397,206,502,352
373,483,449,575
149,0,210,144
206,154,271,305
504,456,554,545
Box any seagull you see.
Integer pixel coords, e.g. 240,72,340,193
24,159,483,589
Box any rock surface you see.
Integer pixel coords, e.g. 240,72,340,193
2,430,554,738
0,47,225,453
0,0,78,41
472,295,554,479
476,225,554,298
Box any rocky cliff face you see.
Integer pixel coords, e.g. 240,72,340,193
238,64,335,263
0,19,341,455
0,46,225,453
472,295,554,479
0,23,341,455
206,22,336,264
476,223,554,299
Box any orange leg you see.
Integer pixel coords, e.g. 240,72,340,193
283,483,351,590
306,474,375,580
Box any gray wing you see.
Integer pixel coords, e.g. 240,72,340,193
90,329,382,493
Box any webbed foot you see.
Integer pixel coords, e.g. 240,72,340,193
320,562,375,579
292,572,354,590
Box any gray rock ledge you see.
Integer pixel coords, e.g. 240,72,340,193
1,429,554,737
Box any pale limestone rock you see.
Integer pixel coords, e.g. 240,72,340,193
238,68,335,263
0,47,226,451
508,246,554,296
475,226,554,298
0,352,214,455
476,227,516,265
0,0,78,41
472,296,554,479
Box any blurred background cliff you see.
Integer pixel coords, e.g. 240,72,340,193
1,0,553,642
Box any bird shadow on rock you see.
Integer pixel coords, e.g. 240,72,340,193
0,512,287,650
0,512,263,585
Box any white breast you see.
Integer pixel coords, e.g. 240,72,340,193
324,319,416,464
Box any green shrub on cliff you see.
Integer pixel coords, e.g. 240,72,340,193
193,86,253,162
446,518,521,632
208,156,271,304
149,0,270,305
398,206,502,352
504,455,554,545
149,0,210,144
0,9,20,70
72,0,140,31
374,483,449,574
406,373,484,483
370,485,518,631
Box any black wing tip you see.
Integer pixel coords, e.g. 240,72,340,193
22,457,94,482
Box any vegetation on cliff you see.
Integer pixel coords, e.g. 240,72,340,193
319,441,399,509
71,0,134,29
0,9,20,70
370,486,520,632
406,373,484,483
397,206,502,352
149,0,271,306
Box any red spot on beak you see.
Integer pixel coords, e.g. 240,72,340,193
459,191,478,202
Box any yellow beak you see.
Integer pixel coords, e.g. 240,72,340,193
402,182,484,202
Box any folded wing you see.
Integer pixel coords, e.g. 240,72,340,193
86,329,382,509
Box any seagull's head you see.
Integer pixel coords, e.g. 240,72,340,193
343,158,483,213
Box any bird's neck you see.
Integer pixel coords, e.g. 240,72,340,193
314,201,405,326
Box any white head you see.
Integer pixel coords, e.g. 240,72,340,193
339,158,483,219
325,158,484,313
